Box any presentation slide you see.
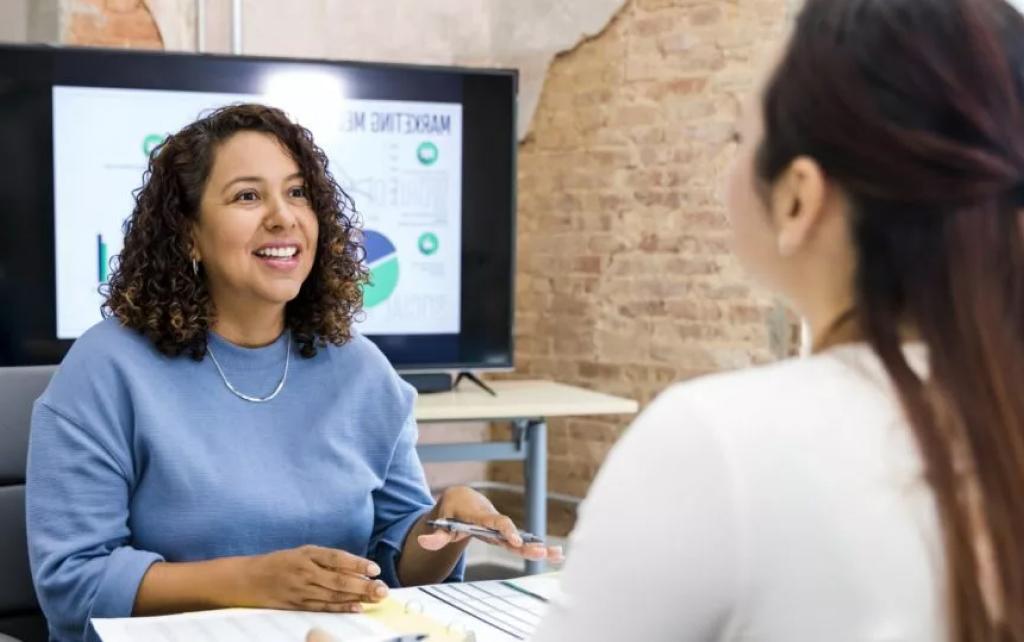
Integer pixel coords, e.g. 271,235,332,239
52,85,462,339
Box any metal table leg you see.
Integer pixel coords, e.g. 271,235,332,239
523,419,547,574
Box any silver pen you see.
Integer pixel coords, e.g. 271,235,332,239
427,518,545,544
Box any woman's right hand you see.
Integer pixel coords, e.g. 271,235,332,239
238,544,390,613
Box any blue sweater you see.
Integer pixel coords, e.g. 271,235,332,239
26,318,461,642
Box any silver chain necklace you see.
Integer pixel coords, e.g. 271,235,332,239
206,333,291,403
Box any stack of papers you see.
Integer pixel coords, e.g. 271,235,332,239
93,606,395,642
93,607,397,642
92,575,563,642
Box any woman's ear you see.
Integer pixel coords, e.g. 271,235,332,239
769,156,827,257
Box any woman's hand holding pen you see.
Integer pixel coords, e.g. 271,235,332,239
418,486,564,562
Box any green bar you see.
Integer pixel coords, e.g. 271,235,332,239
98,234,108,283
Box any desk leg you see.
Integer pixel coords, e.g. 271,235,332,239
524,419,547,575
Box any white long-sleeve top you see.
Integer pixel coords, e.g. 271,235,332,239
532,344,946,642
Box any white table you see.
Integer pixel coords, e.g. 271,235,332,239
413,380,638,573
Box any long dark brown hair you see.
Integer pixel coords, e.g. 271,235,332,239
758,0,1024,637
103,104,367,360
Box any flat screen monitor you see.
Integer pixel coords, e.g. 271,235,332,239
0,44,516,371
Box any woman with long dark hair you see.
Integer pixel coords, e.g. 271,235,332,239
531,0,1024,639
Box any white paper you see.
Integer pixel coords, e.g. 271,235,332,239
92,607,395,642
389,579,553,642
502,573,564,603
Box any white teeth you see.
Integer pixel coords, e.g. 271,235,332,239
256,246,297,258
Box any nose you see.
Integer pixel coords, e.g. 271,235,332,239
263,192,298,230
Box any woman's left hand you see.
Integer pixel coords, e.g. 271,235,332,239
417,486,564,563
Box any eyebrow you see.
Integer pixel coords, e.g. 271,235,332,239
221,172,303,195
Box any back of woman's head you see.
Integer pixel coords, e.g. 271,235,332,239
104,103,366,359
759,0,1024,637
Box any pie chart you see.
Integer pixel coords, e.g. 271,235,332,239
362,230,399,308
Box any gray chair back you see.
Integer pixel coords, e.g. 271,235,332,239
0,366,57,642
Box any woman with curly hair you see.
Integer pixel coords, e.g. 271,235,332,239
25,103,558,642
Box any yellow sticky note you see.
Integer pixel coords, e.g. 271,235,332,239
362,598,466,642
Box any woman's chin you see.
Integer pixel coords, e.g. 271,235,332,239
255,283,305,307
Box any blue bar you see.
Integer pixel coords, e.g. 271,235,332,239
524,420,548,575
416,441,525,463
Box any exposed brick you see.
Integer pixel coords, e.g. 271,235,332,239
492,0,791,518
728,303,768,323
617,299,669,318
664,256,722,275
586,233,627,254
64,0,162,48
690,5,724,27
659,31,700,55
643,77,709,100
572,255,603,274
553,332,597,358
636,0,682,9
577,360,624,380
615,104,662,127
515,334,552,357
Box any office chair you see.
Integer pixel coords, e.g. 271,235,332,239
0,366,57,642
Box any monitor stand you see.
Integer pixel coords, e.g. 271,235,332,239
453,371,497,397
400,371,498,396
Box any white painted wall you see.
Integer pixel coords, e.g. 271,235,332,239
0,0,29,42
144,0,627,139
0,0,60,45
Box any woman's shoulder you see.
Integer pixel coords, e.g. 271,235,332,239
323,330,387,365
637,345,898,442
319,331,394,379
66,316,156,359
36,317,164,436
40,317,163,411
319,331,415,403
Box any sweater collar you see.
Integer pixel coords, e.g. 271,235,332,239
206,329,291,371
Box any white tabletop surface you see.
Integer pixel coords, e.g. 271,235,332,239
414,379,639,423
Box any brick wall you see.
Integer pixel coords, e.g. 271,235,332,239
490,0,793,521
64,0,163,48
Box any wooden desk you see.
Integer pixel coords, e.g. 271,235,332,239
413,380,638,573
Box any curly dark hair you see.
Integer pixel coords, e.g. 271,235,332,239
103,103,367,360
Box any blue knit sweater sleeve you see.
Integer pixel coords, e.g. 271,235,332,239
26,400,163,642
367,410,467,587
